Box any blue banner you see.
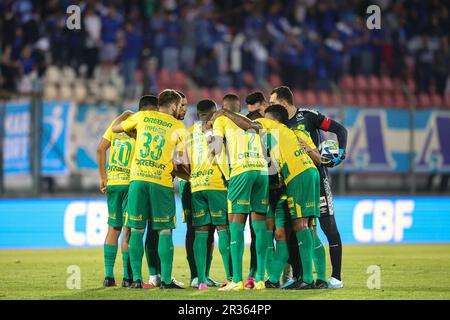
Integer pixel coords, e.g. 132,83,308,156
2,101,31,175
41,101,73,175
1,197,449,249
76,104,122,169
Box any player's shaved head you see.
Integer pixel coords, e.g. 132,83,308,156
270,86,294,107
196,99,217,123
139,95,158,111
222,94,240,113
158,89,182,117
264,104,289,125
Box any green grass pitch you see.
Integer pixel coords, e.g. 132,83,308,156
1,244,449,300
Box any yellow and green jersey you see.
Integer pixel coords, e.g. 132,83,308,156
102,120,136,186
256,118,316,185
213,115,267,178
121,110,187,188
187,123,227,192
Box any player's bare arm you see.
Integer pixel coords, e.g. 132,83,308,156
298,138,321,166
96,138,111,194
220,109,263,133
111,111,135,137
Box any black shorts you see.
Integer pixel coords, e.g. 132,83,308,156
318,166,335,217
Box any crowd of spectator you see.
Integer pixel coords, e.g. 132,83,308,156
0,0,449,100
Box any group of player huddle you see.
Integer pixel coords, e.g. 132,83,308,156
97,86,348,291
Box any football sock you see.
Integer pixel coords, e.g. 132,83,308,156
122,250,132,279
266,231,274,275
186,229,197,279
289,232,302,279
145,230,160,276
296,229,314,284
230,221,245,283
248,223,257,278
206,254,213,278
193,231,209,284
129,230,145,282
218,229,232,280
319,215,342,280
311,229,327,282
251,220,268,282
158,232,174,285
104,244,118,279
268,240,289,283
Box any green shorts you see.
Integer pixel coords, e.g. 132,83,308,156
126,180,176,230
179,180,192,224
286,167,321,219
106,185,129,227
192,190,228,227
227,170,269,214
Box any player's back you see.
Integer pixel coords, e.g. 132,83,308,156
103,119,136,186
188,122,227,192
213,115,267,178
124,110,187,188
256,118,316,185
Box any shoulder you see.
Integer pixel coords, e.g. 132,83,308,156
297,107,323,118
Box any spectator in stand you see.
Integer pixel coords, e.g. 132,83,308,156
414,34,435,94
434,36,450,96
100,3,122,65
83,5,101,78
120,21,143,99
161,11,180,72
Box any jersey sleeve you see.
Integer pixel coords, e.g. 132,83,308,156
121,113,138,132
307,110,332,131
102,123,113,141
255,118,272,130
212,116,226,138
296,129,317,150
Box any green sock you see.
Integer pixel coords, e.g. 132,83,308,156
311,230,327,282
251,220,268,282
158,232,174,285
129,230,145,282
193,231,209,284
187,254,197,280
265,231,274,276
248,228,257,278
145,230,160,276
104,244,118,279
296,229,314,284
268,240,289,283
230,221,245,283
218,229,231,280
122,250,132,280
206,255,213,278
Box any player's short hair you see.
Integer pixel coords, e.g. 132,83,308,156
139,95,158,110
246,111,263,120
158,89,182,109
270,86,294,106
222,93,240,103
265,104,289,125
197,99,216,112
245,91,265,105
176,90,186,99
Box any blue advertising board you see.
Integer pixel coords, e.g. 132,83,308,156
0,197,449,249
41,101,74,175
2,101,31,175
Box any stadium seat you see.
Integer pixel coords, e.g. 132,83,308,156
303,90,317,106
43,84,57,100
339,75,356,92
158,70,171,88
355,92,369,107
185,88,198,103
368,75,381,93
329,92,341,106
445,95,450,109
294,90,304,105
61,66,76,85
211,88,225,103
343,92,356,105
368,92,381,107
380,93,394,107
417,93,431,108
317,91,331,106
59,84,72,100
393,93,408,108
199,87,211,101
355,75,369,92
173,71,187,90
431,94,444,108
45,65,61,84
406,78,416,94
380,75,393,93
